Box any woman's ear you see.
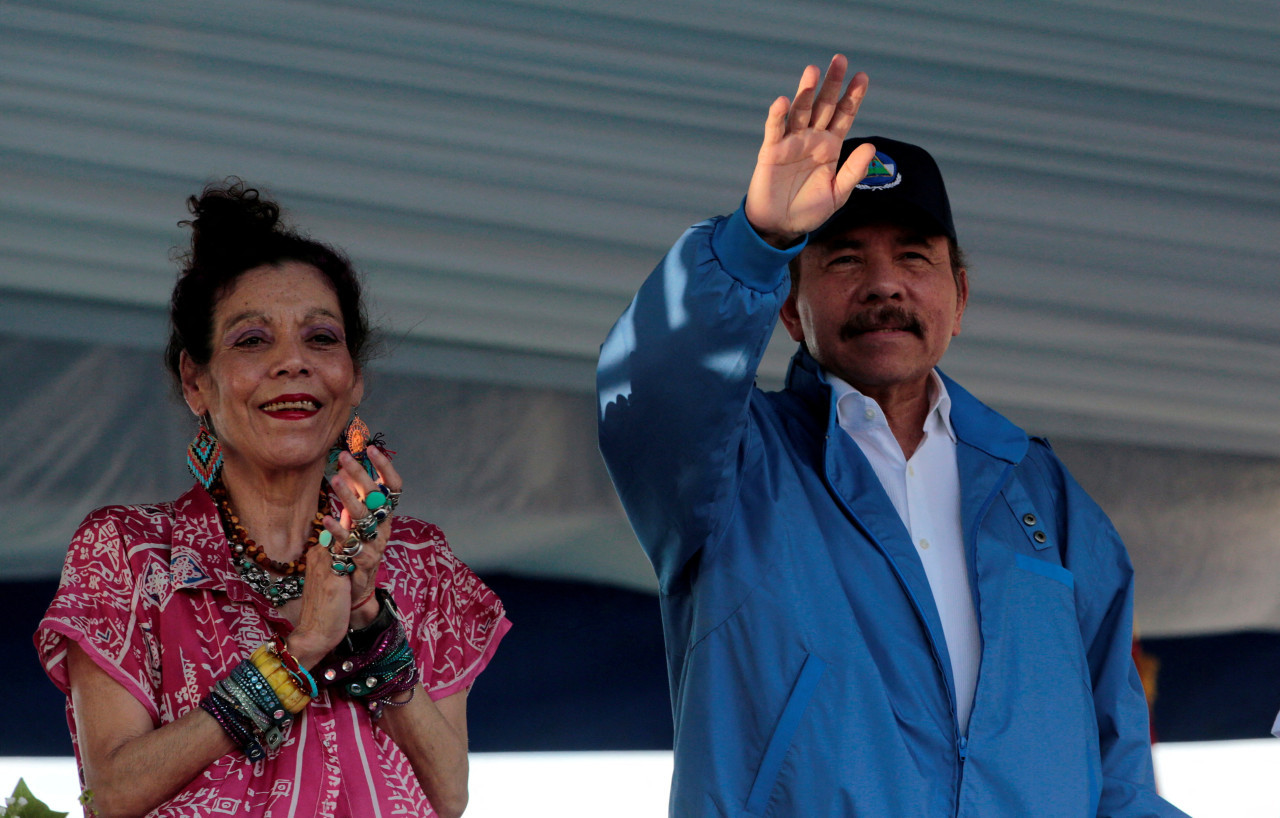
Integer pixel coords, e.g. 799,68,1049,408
351,368,365,410
179,350,207,416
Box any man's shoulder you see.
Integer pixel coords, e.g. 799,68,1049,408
940,372,1032,464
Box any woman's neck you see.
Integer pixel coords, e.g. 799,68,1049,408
218,459,329,563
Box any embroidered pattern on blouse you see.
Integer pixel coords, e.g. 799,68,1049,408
36,486,508,817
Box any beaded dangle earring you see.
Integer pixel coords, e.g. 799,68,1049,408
345,409,370,456
188,417,223,490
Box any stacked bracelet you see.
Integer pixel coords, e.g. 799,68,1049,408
202,688,264,761
259,636,320,700
202,640,316,759
250,643,313,714
314,589,420,719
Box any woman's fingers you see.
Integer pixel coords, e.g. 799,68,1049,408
326,448,402,609
366,446,402,494
289,540,353,664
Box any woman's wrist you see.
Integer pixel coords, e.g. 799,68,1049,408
285,632,329,670
349,587,381,628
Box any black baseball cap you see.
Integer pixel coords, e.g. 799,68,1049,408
813,136,956,241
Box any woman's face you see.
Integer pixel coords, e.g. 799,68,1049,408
181,261,363,479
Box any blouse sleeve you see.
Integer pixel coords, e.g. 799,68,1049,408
385,518,511,701
34,505,166,723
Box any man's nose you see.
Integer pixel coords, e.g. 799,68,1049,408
858,256,904,302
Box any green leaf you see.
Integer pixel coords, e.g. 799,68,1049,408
4,779,69,818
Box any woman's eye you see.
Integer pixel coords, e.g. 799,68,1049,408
234,334,265,348
309,331,340,345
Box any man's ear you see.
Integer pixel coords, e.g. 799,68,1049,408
179,350,207,416
779,259,806,343
952,267,969,337
780,291,806,343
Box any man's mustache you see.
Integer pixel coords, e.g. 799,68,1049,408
839,306,924,340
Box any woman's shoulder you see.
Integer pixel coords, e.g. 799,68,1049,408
382,516,483,591
73,500,179,547
388,514,445,541
69,486,214,562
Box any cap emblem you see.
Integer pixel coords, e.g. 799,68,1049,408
855,152,902,190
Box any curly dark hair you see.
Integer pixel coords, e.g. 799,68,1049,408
163,179,372,388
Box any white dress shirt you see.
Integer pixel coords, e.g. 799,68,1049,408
827,370,982,734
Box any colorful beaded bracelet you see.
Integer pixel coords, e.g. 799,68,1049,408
201,688,265,762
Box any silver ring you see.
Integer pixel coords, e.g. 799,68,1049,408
353,513,380,542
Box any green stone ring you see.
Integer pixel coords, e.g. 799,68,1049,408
365,491,387,511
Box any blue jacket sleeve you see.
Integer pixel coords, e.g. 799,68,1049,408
596,206,802,591
1051,460,1189,818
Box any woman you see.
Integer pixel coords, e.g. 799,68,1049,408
35,181,510,817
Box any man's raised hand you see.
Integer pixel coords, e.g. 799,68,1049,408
744,55,876,248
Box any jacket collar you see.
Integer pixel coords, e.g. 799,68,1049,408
783,345,1028,464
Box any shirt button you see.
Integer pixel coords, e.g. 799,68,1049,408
1033,531,1048,544
1022,513,1037,526
907,465,915,477
864,407,875,421
919,538,930,550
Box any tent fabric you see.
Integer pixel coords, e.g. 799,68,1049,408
1,2,1278,666
1,0,1278,454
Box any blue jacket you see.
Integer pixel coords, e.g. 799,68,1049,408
597,208,1185,817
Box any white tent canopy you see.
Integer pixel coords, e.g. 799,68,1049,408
2,0,1278,638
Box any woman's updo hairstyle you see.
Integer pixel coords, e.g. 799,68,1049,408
164,178,371,387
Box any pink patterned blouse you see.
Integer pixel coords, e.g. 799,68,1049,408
36,484,511,817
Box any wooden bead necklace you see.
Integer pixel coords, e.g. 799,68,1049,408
211,480,330,581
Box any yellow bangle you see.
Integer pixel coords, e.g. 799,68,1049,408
277,688,310,714
251,649,311,713
251,646,281,674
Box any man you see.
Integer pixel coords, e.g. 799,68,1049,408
597,55,1185,816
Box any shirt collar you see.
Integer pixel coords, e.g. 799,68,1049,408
824,369,957,444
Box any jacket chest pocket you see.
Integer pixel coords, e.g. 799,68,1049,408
1001,478,1053,553
1000,478,1074,589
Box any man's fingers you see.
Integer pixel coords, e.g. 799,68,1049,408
827,71,870,136
760,96,791,149
809,54,849,131
832,141,878,203
785,64,821,133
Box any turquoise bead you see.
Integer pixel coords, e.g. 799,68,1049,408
365,491,387,511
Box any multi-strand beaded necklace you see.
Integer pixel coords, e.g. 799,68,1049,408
210,480,331,607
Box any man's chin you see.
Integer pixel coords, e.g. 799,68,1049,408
825,358,933,394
